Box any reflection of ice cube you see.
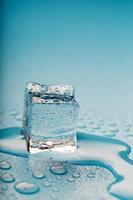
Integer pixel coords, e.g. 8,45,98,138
23,82,79,153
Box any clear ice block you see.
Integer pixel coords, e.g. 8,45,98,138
23,82,79,153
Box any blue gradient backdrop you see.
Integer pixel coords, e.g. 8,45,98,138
1,0,133,112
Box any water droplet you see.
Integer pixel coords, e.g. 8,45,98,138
125,123,132,128
43,180,51,187
52,187,59,192
55,175,61,180
50,163,67,175
124,128,130,132
108,127,119,133
72,172,81,178
32,170,46,179
87,172,96,178
48,178,53,182
0,172,15,183
91,125,100,130
14,182,40,194
88,120,94,125
67,176,75,182
24,169,28,174
77,122,87,129
0,185,8,192
0,160,11,170
127,134,133,137
96,165,101,169
27,167,32,171
109,122,117,127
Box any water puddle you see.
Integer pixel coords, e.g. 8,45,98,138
0,127,133,199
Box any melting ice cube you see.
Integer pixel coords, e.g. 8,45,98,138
23,82,79,153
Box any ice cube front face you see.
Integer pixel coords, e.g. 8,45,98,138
23,82,79,153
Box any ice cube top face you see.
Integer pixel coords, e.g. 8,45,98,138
23,82,79,153
27,82,74,98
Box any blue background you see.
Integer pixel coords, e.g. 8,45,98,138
1,0,133,112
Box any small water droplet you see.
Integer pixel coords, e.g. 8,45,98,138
127,134,133,137
55,175,61,180
43,181,51,187
125,123,132,128
104,132,116,137
77,122,87,129
108,127,119,133
109,122,117,127
72,172,81,178
88,120,94,125
0,160,11,170
50,163,67,175
48,178,53,182
14,182,40,194
67,176,75,182
27,167,32,171
87,172,96,178
0,172,15,183
32,170,45,179
24,170,28,174
91,125,101,130
0,185,8,192
124,128,130,132
52,187,59,192
96,165,101,169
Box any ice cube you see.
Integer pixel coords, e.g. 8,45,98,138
23,82,79,153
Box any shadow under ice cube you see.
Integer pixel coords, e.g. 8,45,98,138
23,82,79,153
